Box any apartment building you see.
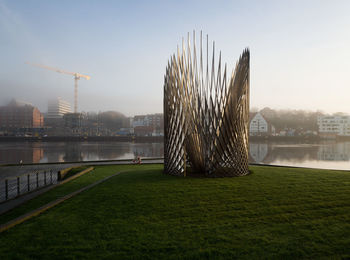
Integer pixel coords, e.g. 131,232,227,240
133,113,164,136
318,115,350,138
47,98,71,118
0,99,43,129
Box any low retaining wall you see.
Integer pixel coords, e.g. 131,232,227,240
58,167,94,185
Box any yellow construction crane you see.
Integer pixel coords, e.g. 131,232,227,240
25,62,90,113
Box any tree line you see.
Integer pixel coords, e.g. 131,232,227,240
256,107,323,131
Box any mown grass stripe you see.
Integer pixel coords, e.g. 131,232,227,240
0,171,124,233
0,167,95,216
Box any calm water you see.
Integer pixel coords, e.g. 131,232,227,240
249,141,350,170
0,142,163,164
0,141,350,170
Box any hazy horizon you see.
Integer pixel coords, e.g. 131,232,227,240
1,0,350,116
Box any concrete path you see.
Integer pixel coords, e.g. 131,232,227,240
0,158,163,181
0,183,58,215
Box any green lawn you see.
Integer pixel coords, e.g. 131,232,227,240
0,164,349,259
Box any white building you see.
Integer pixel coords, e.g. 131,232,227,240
318,115,350,138
249,112,275,136
132,114,163,128
47,98,71,118
132,114,164,136
133,115,147,127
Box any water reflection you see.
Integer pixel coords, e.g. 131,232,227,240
0,141,349,170
133,143,163,158
249,141,350,170
317,142,350,161
249,143,268,163
0,142,164,164
0,142,44,164
249,143,319,164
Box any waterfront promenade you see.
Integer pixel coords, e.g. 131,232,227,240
0,158,164,182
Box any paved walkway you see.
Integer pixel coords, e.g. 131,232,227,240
0,183,57,215
0,171,124,233
0,158,163,181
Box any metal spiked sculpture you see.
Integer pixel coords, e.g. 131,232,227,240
164,32,250,177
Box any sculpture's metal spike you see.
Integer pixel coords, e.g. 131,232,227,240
206,34,209,101
200,31,203,99
210,41,215,94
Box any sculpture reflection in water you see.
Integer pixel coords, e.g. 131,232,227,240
164,31,250,177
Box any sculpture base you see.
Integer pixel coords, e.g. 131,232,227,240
164,166,250,178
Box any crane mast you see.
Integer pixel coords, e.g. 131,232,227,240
74,75,79,114
26,62,90,113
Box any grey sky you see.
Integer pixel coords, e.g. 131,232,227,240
1,0,350,116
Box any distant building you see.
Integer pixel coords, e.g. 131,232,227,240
278,128,296,137
318,115,350,138
47,98,71,118
133,114,163,128
64,113,84,129
0,99,43,129
45,98,71,128
117,128,134,136
132,113,164,136
249,112,275,136
134,126,154,137
133,115,147,127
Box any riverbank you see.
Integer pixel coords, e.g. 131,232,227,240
0,158,163,181
249,135,321,142
3,135,348,142
0,136,164,142
1,164,349,259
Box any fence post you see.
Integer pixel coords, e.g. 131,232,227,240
36,172,39,188
44,171,47,186
27,174,30,192
5,179,8,200
50,169,53,184
57,171,61,181
17,177,20,196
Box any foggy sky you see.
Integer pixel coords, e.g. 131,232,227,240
1,0,350,116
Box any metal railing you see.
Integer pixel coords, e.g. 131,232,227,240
0,169,59,203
